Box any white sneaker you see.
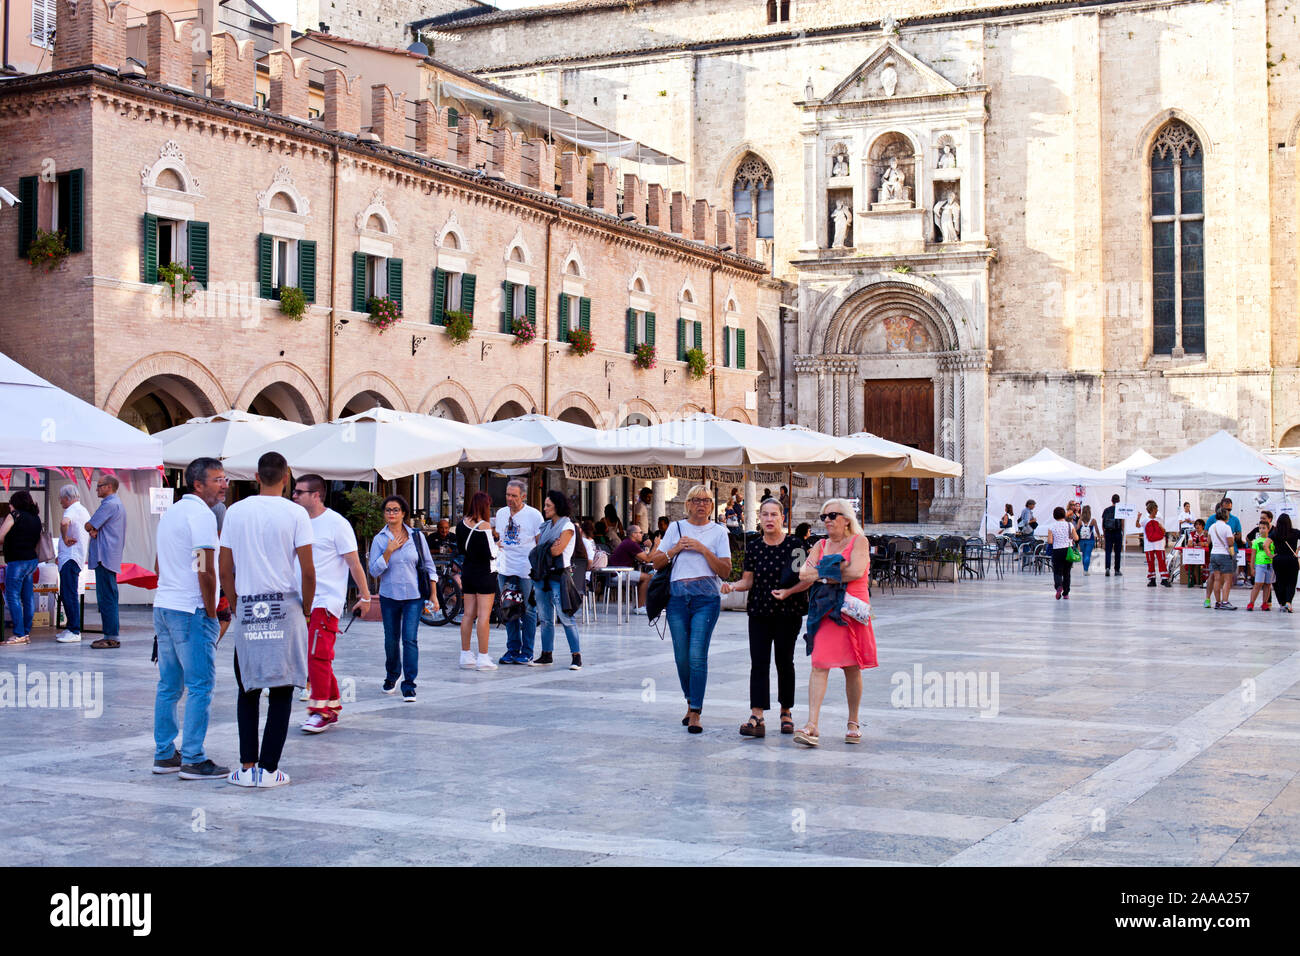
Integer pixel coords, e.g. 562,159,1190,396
299,685,310,702
227,767,258,788
459,650,477,669
631,605,646,615
300,714,331,734
55,631,81,643
476,652,498,671
256,767,290,788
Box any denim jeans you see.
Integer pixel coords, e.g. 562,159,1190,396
535,577,580,654
665,592,720,711
59,560,82,634
498,573,536,659
4,559,38,637
380,596,422,696
1080,539,1096,571
153,606,219,763
94,564,120,638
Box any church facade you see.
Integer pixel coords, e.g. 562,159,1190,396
405,0,1300,525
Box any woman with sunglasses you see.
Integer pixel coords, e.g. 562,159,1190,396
368,494,438,701
649,485,734,734
793,499,876,747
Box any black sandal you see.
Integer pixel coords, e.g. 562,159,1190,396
780,711,794,734
739,715,765,738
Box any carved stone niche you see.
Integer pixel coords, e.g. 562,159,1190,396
868,132,916,211
934,135,959,177
829,142,851,181
827,189,854,249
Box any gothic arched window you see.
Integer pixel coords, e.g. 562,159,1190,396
733,154,774,239
1151,121,1204,355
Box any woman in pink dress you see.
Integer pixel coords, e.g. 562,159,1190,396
793,499,877,747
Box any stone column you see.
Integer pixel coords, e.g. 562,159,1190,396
745,479,758,532
592,479,609,524
799,124,820,252
652,480,668,530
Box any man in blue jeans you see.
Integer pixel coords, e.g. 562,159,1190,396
151,458,229,780
85,475,127,649
493,479,542,664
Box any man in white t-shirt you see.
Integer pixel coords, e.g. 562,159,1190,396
151,458,228,780
494,479,544,664
292,473,372,734
218,452,315,789
54,485,90,643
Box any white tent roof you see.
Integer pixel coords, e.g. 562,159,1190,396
153,410,309,469
0,351,162,469
1094,449,1158,483
478,414,603,461
1124,430,1300,491
985,448,1105,486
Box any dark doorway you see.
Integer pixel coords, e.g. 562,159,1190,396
864,378,934,523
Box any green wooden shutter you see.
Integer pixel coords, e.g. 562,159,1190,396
693,320,702,352
645,311,656,347
352,251,367,312
141,213,158,283
298,240,316,303
525,286,537,323
459,272,476,318
187,221,208,288
737,328,746,369
723,327,731,367
387,258,403,311
66,168,84,253
447,107,458,127
501,281,513,333
625,307,636,353
579,297,591,333
17,176,37,258
431,268,446,324
557,293,569,342
257,233,274,299
677,318,687,361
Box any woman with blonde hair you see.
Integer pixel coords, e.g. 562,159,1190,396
794,499,876,747
649,484,733,734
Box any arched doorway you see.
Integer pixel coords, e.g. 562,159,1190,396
119,374,216,433
339,390,393,417
246,381,316,423
491,400,526,422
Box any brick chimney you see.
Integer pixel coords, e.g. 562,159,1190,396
268,50,310,122
370,85,406,148
144,10,190,90
559,152,588,204
210,32,256,107
734,216,754,259
323,69,361,135
622,174,646,225
646,183,670,231
54,0,128,72
490,128,523,184
591,163,617,215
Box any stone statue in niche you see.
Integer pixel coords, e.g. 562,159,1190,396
881,14,899,37
933,189,961,242
831,152,849,177
805,77,815,100
831,200,853,248
877,155,909,203
966,61,982,86
880,59,898,97
937,144,956,168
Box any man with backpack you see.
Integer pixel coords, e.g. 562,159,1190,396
1101,494,1124,576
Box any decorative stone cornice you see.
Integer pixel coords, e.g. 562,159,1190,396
937,349,992,372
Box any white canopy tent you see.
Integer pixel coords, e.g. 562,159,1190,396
983,448,1107,536
153,410,309,470
1093,450,1180,535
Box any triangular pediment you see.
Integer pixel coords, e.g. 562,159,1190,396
821,40,961,104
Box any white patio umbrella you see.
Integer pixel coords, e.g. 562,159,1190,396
478,413,603,461
777,425,962,479
221,407,546,481
153,410,309,469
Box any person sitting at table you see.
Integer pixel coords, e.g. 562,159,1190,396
609,523,653,613
427,517,455,554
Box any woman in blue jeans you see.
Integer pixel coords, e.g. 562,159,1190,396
0,491,44,646
530,490,584,670
649,485,733,734
368,494,438,701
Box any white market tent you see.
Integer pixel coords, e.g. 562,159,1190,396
153,410,309,469
1093,450,1180,535
983,448,1107,536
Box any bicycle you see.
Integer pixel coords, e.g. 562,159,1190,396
421,553,464,627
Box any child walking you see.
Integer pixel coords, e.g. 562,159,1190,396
1247,516,1275,611
1142,500,1172,588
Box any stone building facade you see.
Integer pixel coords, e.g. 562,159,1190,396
416,0,1300,526
0,0,770,517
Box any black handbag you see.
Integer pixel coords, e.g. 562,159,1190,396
646,521,683,625
414,530,433,603
561,567,582,616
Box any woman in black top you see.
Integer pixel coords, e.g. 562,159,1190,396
455,491,498,670
0,490,44,645
721,499,813,736
1270,513,1300,613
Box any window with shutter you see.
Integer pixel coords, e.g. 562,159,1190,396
257,234,274,299
677,318,687,361
18,176,38,258
525,286,537,324
387,258,403,311
32,0,55,50
693,321,702,352
352,251,367,312
625,308,636,353
431,269,447,324
447,107,459,127
501,281,514,333
459,273,476,317
737,328,746,369
579,297,591,333
723,328,730,367
141,213,158,283
645,312,656,347
557,293,570,342
66,169,84,253
299,240,316,303
187,221,209,288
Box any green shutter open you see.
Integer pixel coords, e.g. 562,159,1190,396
525,286,537,323
557,293,570,342
625,307,636,353
66,168,84,253
447,107,459,127
298,240,316,303
737,328,746,369
17,176,37,258
187,221,208,288
579,297,591,332
387,258,403,311
693,321,702,352
352,251,367,312
257,233,274,299
501,281,513,333
141,213,158,283
645,311,656,347
723,328,730,367
677,318,687,361
431,268,446,324
460,272,476,318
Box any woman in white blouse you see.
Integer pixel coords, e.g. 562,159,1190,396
1048,506,1079,600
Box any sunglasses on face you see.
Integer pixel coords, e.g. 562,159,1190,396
819,512,844,523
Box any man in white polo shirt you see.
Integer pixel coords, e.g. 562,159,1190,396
55,485,90,644
494,479,543,664
292,473,371,734
151,457,229,780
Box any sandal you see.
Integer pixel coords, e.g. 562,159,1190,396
90,638,120,649
793,725,819,747
739,715,765,738
687,709,703,734
845,720,863,744
780,711,794,734
682,708,691,727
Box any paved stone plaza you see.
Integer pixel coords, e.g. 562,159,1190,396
3,566,1299,866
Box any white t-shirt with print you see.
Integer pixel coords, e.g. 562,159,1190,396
495,505,543,578
1048,520,1073,550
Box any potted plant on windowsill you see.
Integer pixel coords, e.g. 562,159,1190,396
366,295,401,332
633,342,656,371
567,327,595,357
157,261,197,302
26,229,69,272
444,309,474,345
278,286,307,320
685,347,707,380
511,316,536,345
